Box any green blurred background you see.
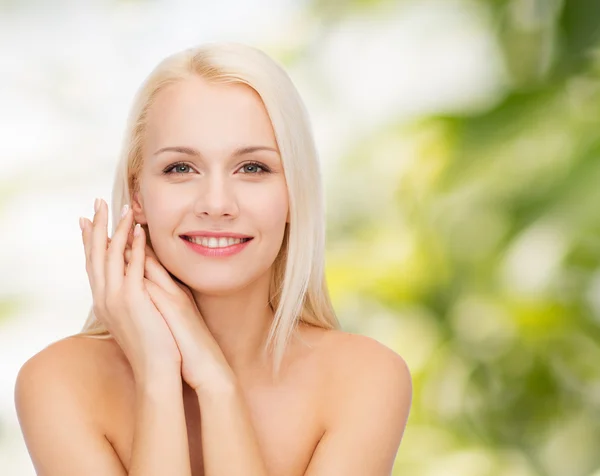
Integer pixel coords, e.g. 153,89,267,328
2,0,600,475
321,0,600,475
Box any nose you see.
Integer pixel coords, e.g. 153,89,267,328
193,173,239,220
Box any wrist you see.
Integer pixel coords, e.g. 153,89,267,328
134,365,182,393
194,366,238,400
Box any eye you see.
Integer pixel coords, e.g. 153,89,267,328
162,161,271,176
239,161,271,175
162,162,194,175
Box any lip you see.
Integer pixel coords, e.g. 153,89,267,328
181,236,253,257
180,231,253,239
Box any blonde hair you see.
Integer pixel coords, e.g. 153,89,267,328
78,41,341,377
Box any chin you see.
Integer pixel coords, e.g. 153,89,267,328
187,284,247,297
183,275,256,296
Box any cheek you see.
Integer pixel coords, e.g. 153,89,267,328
138,184,183,254
141,184,181,224
245,184,288,230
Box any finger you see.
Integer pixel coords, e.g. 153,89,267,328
144,242,158,261
106,204,135,296
126,223,146,283
82,212,127,258
123,237,147,262
107,231,134,250
118,223,137,253
81,217,93,264
145,278,204,348
144,279,176,326
142,255,183,296
81,217,94,286
144,278,165,304
123,246,185,298
175,280,195,302
124,243,159,266
107,223,137,266
125,249,192,296
90,199,109,300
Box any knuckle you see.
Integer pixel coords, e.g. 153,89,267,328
105,243,115,256
105,247,120,264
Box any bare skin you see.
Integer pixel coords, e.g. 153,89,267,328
15,74,412,475
16,314,411,475
88,322,334,476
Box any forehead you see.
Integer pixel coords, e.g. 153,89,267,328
143,76,278,154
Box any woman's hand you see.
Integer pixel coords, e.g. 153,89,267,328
80,199,182,386
123,243,234,393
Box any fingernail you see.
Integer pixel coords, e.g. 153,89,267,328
94,198,100,213
79,217,85,231
134,223,141,237
121,204,129,218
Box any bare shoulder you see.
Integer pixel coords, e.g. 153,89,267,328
321,329,412,390
17,335,105,386
313,328,413,420
15,334,130,429
14,335,128,474
302,329,413,475
17,333,123,383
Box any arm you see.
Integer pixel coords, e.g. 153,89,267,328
192,336,412,476
304,336,413,476
15,343,127,475
128,372,192,476
195,370,269,476
15,339,192,476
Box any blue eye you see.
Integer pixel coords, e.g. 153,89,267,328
239,162,270,175
163,162,193,174
162,161,271,175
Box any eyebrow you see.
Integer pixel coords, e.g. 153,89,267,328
152,145,280,158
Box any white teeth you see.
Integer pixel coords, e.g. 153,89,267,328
185,236,247,248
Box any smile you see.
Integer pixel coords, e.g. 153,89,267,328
181,236,253,257
182,235,252,248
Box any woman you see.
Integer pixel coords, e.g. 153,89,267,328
15,42,412,475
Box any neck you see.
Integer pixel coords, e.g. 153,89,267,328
191,274,275,378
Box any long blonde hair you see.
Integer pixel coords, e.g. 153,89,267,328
78,42,341,376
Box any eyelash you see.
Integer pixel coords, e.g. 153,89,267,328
162,161,271,176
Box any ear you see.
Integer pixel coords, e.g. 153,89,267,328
131,191,148,225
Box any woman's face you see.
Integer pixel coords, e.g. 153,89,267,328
132,75,289,294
